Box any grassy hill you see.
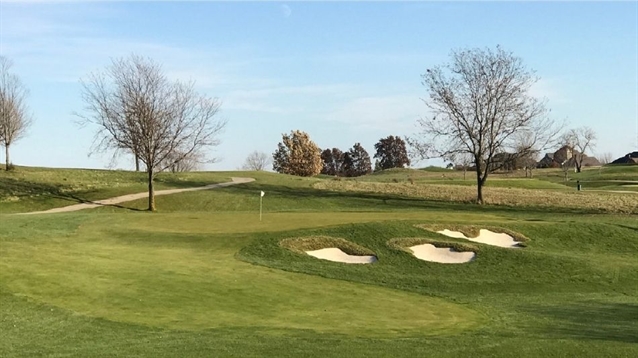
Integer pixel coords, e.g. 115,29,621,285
0,166,232,213
1,166,637,357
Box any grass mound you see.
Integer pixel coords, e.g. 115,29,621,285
416,224,529,246
388,237,479,254
280,236,376,256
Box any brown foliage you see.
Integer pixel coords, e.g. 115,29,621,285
374,135,410,170
272,130,323,177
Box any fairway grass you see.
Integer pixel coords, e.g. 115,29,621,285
2,169,638,357
1,214,481,337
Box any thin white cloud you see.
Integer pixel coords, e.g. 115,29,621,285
227,83,360,99
280,4,292,18
223,84,360,114
529,78,569,104
325,95,424,132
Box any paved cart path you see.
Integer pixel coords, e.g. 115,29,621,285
20,177,255,215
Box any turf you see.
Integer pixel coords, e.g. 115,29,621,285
0,166,232,213
1,167,637,357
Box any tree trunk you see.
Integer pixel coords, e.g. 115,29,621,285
4,145,9,171
147,169,155,211
135,154,140,172
475,166,484,205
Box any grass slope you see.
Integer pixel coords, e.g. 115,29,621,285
1,167,637,357
0,166,232,213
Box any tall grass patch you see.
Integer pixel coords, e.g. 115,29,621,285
314,180,638,214
388,237,479,254
416,224,529,243
280,236,375,256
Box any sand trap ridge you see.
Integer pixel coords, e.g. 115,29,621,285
305,248,377,264
409,244,475,264
438,229,521,248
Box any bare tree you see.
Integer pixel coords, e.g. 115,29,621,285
562,127,597,172
514,131,540,178
561,160,572,181
450,152,474,180
599,152,614,165
0,57,32,170
242,151,270,171
161,150,204,173
78,55,226,211
408,46,561,204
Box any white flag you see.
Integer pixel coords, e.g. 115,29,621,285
260,191,265,197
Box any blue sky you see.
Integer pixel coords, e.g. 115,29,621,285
1,1,636,170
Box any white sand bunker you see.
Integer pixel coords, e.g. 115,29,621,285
438,229,521,248
409,244,475,264
305,248,377,264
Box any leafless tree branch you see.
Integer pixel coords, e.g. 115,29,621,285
408,46,562,203
0,56,32,170
242,151,270,171
78,54,226,210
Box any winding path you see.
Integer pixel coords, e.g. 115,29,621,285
20,177,255,215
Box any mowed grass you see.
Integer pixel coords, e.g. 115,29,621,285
1,168,638,357
1,215,480,337
0,166,232,213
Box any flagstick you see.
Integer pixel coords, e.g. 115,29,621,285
260,195,263,222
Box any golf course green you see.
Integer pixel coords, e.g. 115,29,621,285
1,166,637,357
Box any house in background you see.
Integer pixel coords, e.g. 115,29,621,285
611,151,638,165
537,145,600,168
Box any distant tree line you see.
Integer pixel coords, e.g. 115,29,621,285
272,131,410,178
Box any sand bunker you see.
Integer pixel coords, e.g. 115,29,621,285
438,229,521,248
305,248,377,264
409,244,475,264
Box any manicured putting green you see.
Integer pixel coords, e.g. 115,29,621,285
1,216,481,337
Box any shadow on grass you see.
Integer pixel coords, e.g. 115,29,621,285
0,177,145,212
154,177,219,189
522,302,638,343
616,224,638,232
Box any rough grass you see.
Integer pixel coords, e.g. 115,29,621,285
313,180,638,214
280,236,376,256
387,237,479,254
415,224,530,243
